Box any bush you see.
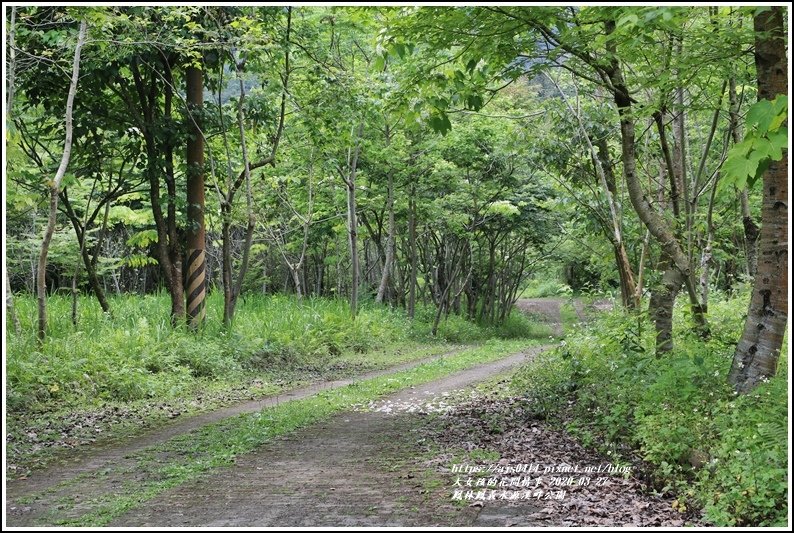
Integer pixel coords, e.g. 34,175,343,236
510,289,789,526
520,278,573,298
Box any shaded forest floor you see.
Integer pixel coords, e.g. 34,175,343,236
6,298,694,527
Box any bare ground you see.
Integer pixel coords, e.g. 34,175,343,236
420,393,698,527
514,298,565,337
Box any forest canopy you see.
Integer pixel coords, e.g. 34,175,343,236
3,4,789,528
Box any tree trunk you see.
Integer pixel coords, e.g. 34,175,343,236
407,186,417,319
136,57,184,325
221,207,235,326
6,9,21,335
6,7,16,115
699,175,720,310
603,19,708,338
185,65,206,330
649,254,685,354
728,6,788,393
6,269,21,335
729,77,761,277
346,124,364,320
36,20,87,342
290,266,303,300
61,198,112,315
548,72,639,310
376,167,395,304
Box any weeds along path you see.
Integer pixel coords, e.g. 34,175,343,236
5,346,462,504
5,343,544,526
108,346,550,527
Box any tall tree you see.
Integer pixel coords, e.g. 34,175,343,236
728,6,788,393
5,6,22,334
36,19,87,342
185,64,206,330
343,123,364,320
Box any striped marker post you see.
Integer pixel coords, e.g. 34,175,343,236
186,65,206,330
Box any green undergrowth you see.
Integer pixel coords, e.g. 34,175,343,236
5,341,454,476
8,293,545,414
7,293,546,475
510,288,788,527
519,278,573,298
30,339,536,526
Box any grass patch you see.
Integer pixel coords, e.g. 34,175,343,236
6,341,456,476
8,293,544,413
19,339,536,526
519,279,573,299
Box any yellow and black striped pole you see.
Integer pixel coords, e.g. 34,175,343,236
186,65,206,329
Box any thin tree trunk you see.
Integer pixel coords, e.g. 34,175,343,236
135,56,184,325
728,6,788,393
547,72,638,309
376,162,395,304
71,262,79,327
604,19,708,338
37,20,87,342
407,185,417,319
729,77,760,277
290,267,303,300
699,175,720,310
6,7,16,115
635,229,651,303
61,194,112,314
6,269,21,334
6,9,22,335
345,124,364,320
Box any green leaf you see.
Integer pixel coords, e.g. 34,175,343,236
428,113,452,135
767,129,788,160
748,157,770,189
722,152,759,190
732,138,754,157
618,13,639,27
768,95,788,132
746,99,776,134
751,137,775,161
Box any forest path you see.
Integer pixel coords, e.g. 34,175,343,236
514,298,566,336
5,347,463,520
515,297,613,336
6,298,577,527
108,346,549,526
107,298,686,527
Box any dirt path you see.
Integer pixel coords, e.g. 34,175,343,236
7,297,602,527
5,347,461,511
108,346,549,527
514,298,565,336
515,298,613,336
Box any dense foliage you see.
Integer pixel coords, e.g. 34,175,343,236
512,290,788,526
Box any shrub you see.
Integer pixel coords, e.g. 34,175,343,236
510,289,788,526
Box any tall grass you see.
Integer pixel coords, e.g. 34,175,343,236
7,292,546,413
